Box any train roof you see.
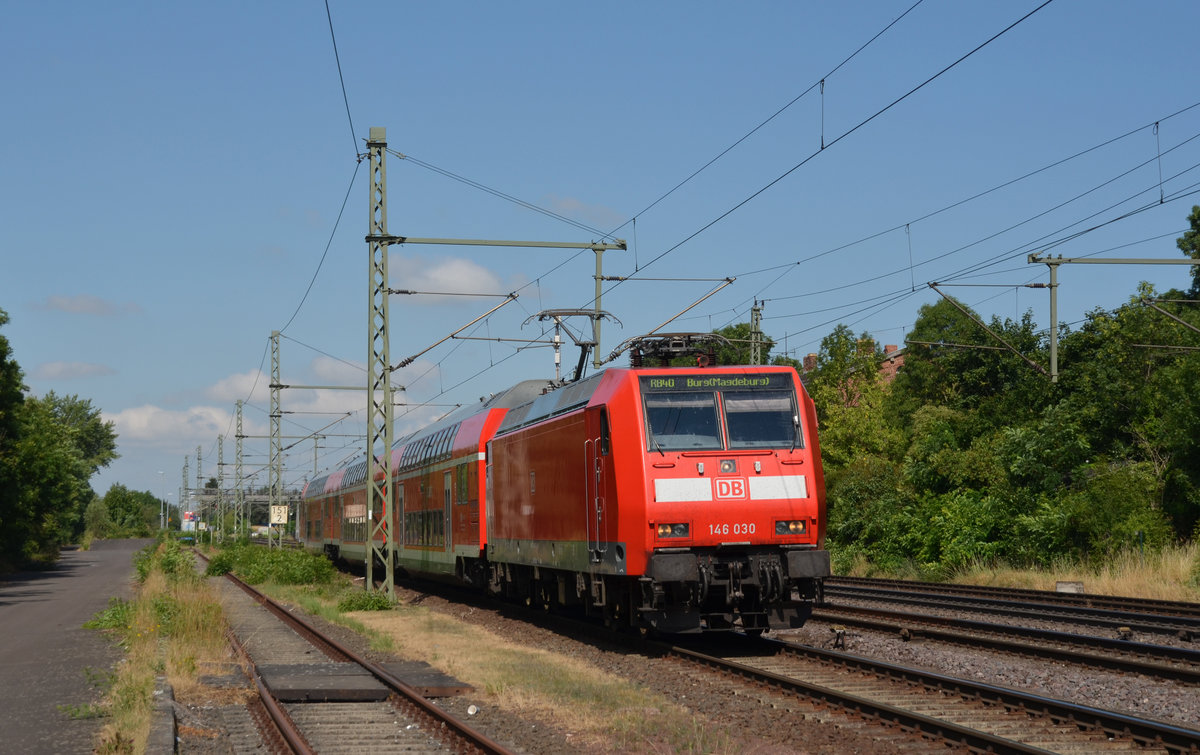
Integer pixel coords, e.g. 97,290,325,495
392,378,553,448
304,378,554,497
495,370,607,435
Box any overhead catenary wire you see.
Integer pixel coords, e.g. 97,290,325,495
608,0,928,233
333,1,1048,393
727,128,1200,331
369,0,930,345
324,0,358,157
274,0,1200,477
277,161,363,336
606,0,1057,295
729,101,1200,283
391,150,616,241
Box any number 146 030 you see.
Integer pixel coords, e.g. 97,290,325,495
708,522,755,536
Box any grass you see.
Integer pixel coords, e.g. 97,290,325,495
348,603,739,753
84,539,232,754
839,542,1200,602
251,573,740,752
84,537,1200,753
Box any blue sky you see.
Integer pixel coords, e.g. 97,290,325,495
3,1,1198,506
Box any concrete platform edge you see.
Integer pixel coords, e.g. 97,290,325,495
149,675,177,753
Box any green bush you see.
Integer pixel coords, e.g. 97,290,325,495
337,589,394,612
203,549,236,577
204,544,334,585
133,539,196,584
132,542,156,583
157,539,194,580
85,597,133,632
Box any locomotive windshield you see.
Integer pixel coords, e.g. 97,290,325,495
643,392,723,450
640,374,802,452
723,390,799,448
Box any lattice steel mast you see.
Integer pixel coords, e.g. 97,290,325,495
366,127,396,597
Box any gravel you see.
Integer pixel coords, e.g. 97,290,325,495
176,579,1200,753
787,595,1200,729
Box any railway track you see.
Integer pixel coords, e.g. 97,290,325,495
824,580,1200,638
210,568,512,754
827,575,1200,624
221,550,1200,751
664,634,1200,754
808,603,1200,684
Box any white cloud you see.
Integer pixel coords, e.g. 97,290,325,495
309,355,365,384
206,369,270,404
31,361,116,380
106,404,230,444
37,294,140,316
390,254,514,302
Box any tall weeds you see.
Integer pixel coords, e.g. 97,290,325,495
948,542,1200,601
86,539,228,754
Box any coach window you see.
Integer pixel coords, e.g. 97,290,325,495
644,392,722,451
455,464,469,504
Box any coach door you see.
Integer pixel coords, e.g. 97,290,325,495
584,407,611,561
444,470,453,553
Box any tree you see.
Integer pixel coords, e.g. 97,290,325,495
38,392,118,475
100,484,159,535
888,298,1051,429
9,396,92,561
1176,204,1200,296
0,311,123,566
0,309,28,568
83,498,115,538
809,325,882,411
1055,285,1200,536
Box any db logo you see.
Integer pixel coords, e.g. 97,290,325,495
715,478,746,499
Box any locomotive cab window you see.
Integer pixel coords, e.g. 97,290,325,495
640,373,800,453
643,392,722,451
724,390,801,449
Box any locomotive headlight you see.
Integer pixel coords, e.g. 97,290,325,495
656,522,690,538
775,519,806,535
719,459,737,474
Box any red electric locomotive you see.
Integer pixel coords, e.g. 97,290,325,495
300,337,829,634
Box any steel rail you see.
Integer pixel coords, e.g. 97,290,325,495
663,641,1053,754
225,627,316,754
221,570,514,755
826,576,1200,620
810,605,1200,684
824,583,1200,636
763,637,1200,753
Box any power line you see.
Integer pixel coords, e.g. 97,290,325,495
730,101,1200,283
609,0,928,235
324,0,358,157
729,127,1200,327
392,150,616,241
278,161,362,335
280,334,366,375
608,0,1057,292
357,1,928,360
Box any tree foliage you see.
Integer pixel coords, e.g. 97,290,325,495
0,309,121,570
808,220,1200,574
1177,204,1200,295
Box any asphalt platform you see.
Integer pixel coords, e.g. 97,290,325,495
0,539,148,754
